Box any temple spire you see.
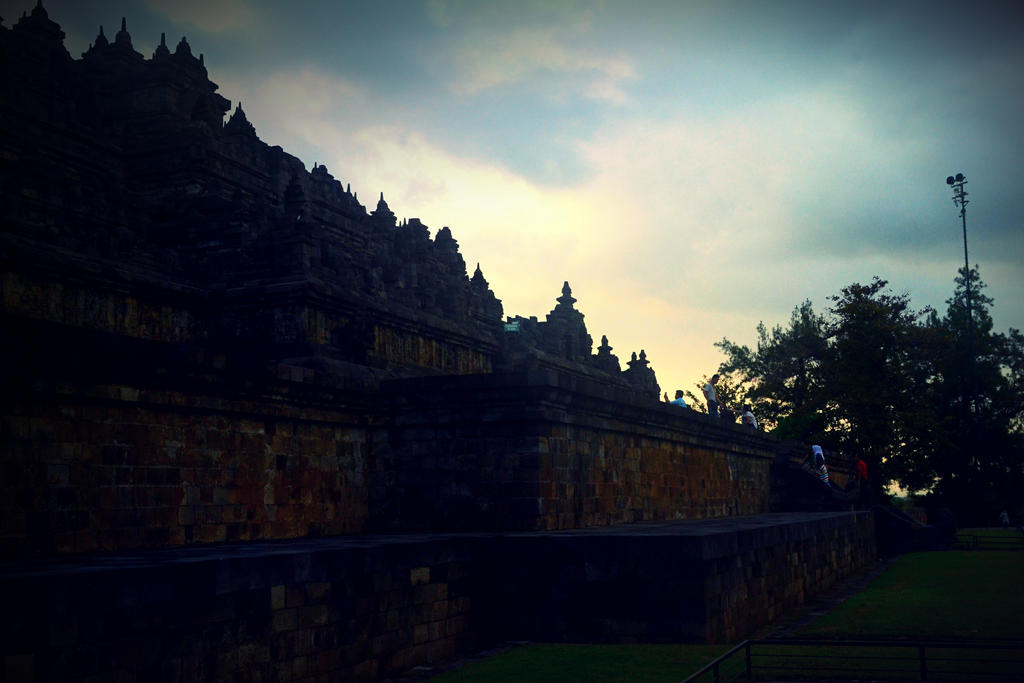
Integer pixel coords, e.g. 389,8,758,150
470,263,489,289
225,101,256,136
557,281,577,307
114,16,132,49
594,334,621,374
175,36,191,57
153,31,170,59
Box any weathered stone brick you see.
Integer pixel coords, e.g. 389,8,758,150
285,584,305,608
299,605,328,629
408,567,429,586
305,581,330,603
272,608,298,633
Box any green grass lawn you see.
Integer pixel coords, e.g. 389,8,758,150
752,550,1024,681
797,550,1024,640
429,643,731,683
429,550,1023,682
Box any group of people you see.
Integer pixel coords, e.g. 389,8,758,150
662,373,758,429
662,374,874,507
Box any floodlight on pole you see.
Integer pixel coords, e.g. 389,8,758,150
946,172,975,420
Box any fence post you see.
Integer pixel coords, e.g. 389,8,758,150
919,644,927,681
745,641,752,680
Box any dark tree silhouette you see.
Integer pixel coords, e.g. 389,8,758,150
715,269,1024,524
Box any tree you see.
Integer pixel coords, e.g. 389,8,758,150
820,277,931,497
716,300,828,436
716,269,1024,523
921,267,1024,524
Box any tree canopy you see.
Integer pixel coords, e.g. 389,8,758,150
715,269,1024,525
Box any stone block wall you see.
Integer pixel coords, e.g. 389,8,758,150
1,336,375,560
1,535,482,682
4,334,784,559
378,371,777,533
0,513,876,682
488,512,877,644
2,271,200,345
700,513,875,641
370,323,494,375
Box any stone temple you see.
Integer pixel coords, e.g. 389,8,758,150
0,5,877,681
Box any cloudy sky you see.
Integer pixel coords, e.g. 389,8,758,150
8,0,1023,398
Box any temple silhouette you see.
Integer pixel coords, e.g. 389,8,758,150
0,1,664,397
0,5,878,681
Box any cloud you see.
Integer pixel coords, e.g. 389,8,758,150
579,78,962,280
214,67,369,168
557,77,1003,387
145,0,256,33
444,25,635,104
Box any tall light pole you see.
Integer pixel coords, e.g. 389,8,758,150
946,172,975,422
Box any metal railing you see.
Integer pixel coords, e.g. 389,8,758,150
682,638,1024,682
953,533,1024,551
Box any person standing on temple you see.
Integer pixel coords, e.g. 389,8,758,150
703,374,720,418
664,390,689,408
856,456,869,508
811,445,829,485
741,405,758,429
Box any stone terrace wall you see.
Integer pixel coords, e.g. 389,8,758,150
489,512,877,644
2,337,783,559
376,370,778,533
700,512,874,641
1,535,482,683
0,316,380,560
3,375,372,558
0,513,876,682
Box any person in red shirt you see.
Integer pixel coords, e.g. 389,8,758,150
856,457,869,508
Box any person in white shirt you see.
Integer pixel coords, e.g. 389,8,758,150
702,374,720,417
663,390,689,408
810,445,829,484
741,405,758,429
